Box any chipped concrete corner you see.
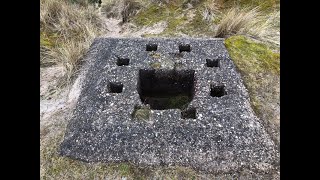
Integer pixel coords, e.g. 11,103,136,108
59,37,279,174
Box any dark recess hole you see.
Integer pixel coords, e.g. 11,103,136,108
138,69,195,110
108,82,123,93
181,108,196,119
117,57,130,66
146,43,158,51
206,59,219,67
210,84,226,97
179,44,191,53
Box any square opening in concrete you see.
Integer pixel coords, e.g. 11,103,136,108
108,82,123,93
206,59,219,67
117,57,130,66
138,69,195,110
210,84,226,97
181,108,197,119
179,44,191,53
146,43,158,51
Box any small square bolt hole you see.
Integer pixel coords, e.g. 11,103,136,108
181,108,197,119
206,59,219,67
117,57,129,66
146,44,158,51
210,84,226,97
179,44,191,53
108,82,123,93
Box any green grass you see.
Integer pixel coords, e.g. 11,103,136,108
133,2,213,37
225,35,280,143
161,14,189,36
225,35,279,75
180,9,213,36
134,0,279,38
133,4,169,27
222,0,280,12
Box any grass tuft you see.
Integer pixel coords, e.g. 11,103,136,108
214,5,279,44
215,7,260,37
101,0,144,23
40,0,104,87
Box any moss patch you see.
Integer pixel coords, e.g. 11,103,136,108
224,35,280,144
168,95,191,109
181,9,213,36
133,5,168,27
150,62,162,69
225,35,279,75
133,3,185,36
134,0,279,37
162,14,189,36
132,105,151,120
133,1,213,37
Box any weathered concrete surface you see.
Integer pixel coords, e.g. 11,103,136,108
60,38,279,174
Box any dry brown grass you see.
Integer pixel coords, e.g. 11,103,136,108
40,0,104,86
250,10,280,46
127,0,279,48
202,0,219,22
214,6,279,46
215,7,260,37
